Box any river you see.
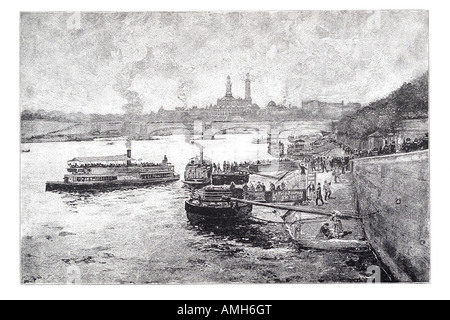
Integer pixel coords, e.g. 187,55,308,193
20,130,383,284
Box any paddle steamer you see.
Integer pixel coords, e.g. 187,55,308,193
45,141,180,192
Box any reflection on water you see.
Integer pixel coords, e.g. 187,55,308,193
187,220,278,250
21,129,384,284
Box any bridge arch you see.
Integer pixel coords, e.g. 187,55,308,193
138,122,192,137
203,122,272,140
147,126,191,137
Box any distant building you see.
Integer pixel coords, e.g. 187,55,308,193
266,101,288,111
301,100,361,118
394,118,429,141
257,100,291,118
267,101,277,109
367,131,388,150
208,74,259,119
368,118,428,151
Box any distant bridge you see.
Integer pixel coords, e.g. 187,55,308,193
91,120,331,141
202,121,269,139
201,120,330,140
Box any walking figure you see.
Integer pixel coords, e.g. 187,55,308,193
324,180,331,201
316,183,324,206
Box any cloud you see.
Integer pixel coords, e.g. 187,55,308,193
20,11,429,113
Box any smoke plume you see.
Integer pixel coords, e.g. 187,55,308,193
177,81,190,109
113,47,153,118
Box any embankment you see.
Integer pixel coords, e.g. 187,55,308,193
352,150,429,282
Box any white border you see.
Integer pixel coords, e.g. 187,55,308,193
2,0,450,300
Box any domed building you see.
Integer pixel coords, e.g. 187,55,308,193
208,74,259,119
266,101,277,109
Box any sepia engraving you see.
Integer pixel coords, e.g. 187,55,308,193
20,11,429,284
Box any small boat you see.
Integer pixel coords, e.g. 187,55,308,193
185,185,252,225
285,212,369,252
251,136,267,144
182,150,212,188
106,142,114,145
288,135,306,143
225,194,368,251
21,149,31,153
295,238,369,251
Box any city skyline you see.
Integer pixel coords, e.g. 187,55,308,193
20,11,428,114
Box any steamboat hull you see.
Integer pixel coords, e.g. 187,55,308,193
211,174,249,185
181,179,211,188
185,199,252,225
46,175,180,192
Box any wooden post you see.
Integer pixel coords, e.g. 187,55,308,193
226,197,360,220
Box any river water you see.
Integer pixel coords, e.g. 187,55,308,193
21,128,383,284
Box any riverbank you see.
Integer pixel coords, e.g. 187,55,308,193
22,134,97,143
21,134,390,284
352,150,430,282
291,169,394,281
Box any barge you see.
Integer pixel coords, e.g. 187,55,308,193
212,171,250,185
185,186,253,224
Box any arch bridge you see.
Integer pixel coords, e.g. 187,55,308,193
92,120,331,141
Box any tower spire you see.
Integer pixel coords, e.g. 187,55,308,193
245,73,251,101
225,75,233,97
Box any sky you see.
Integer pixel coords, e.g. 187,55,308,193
20,11,429,114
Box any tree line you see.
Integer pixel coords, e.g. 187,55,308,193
335,72,428,139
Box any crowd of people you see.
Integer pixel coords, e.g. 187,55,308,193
400,134,429,153
68,156,170,169
212,161,250,174
68,160,164,168
296,155,351,174
240,176,340,208
70,162,129,168
212,158,297,174
306,180,336,206
334,132,429,159
253,158,293,165
242,181,290,193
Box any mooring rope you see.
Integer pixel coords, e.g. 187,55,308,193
250,214,329,225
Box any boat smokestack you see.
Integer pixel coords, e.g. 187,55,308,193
126,139,132,166
200,146,204,163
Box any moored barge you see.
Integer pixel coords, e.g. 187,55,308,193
212,171,250,185
185,186,253,224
